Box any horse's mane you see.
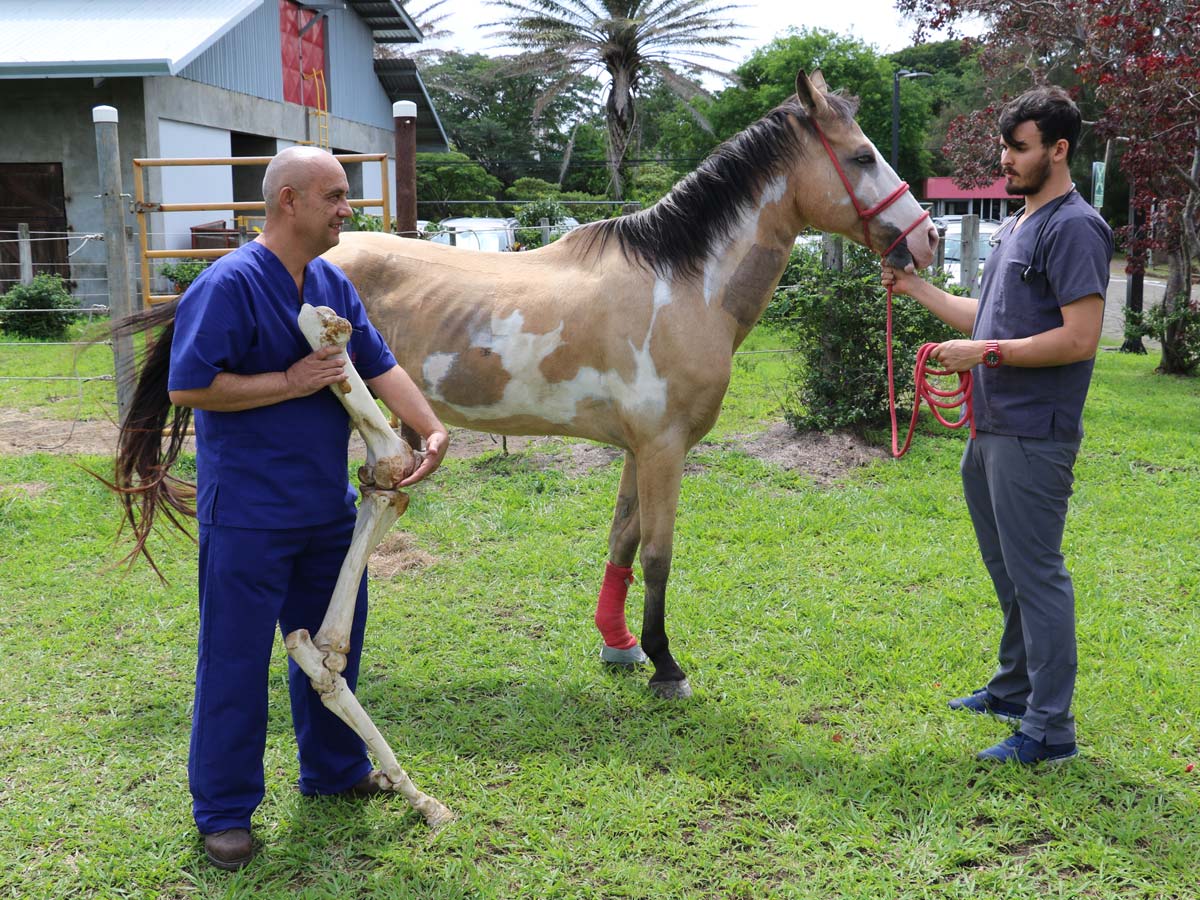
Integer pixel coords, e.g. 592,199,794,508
572,92,860,280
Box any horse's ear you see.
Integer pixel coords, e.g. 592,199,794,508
796,70,831,118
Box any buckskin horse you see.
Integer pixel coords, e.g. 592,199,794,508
111,70,935,817
323,71,936,696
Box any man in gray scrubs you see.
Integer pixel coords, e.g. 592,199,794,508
882,86,1113,765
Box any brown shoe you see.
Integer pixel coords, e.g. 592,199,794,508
203,828,254,871
343,771,388,797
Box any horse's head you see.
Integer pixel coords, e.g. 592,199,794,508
793,71,938,270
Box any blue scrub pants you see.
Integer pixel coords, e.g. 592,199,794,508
190,517,372,834
961,432,1080,745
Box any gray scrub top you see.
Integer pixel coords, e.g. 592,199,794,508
971,189,1113,442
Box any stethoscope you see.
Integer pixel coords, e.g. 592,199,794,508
989,185,1075,283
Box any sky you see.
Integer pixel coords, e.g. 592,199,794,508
415,0,974,67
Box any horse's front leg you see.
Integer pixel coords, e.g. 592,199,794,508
634,439,691,699
595,451,648,665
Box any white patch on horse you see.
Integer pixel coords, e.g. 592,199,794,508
702,182,783,307
425,308,668,425
760,175,788,208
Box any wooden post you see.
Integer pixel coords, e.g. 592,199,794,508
393,100,417,238
960,214,980,297
17,223,33,284
93,105,136,423
821,233,844,271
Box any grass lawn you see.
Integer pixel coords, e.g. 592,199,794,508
1,330,1198,899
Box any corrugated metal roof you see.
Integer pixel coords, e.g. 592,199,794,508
0,0,265,78
343,0,422,43
374,57,449,151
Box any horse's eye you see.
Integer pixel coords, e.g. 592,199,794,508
854,154,875,166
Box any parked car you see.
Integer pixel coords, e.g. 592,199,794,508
941,219,1002,285
428,217,520,252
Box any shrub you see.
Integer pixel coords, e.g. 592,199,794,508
514,199,570,249
0,274,80,340
159,259,210,290
1126,297,1200,375
768,242,962,433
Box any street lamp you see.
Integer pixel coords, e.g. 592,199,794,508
891,69,932,171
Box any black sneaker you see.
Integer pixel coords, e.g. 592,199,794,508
949,687,1026,724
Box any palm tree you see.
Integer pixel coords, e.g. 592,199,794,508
490,0,745,199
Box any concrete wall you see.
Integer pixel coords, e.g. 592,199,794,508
156,120,233,253
0,74,397,305
0,78,145,308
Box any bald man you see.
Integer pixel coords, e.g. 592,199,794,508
167,147,449,870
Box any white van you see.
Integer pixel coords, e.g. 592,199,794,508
428,217,519,252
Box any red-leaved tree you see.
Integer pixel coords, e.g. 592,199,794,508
897,0,1200,374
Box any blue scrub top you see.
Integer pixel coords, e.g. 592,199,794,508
168,241,398,528
972,190,1113,442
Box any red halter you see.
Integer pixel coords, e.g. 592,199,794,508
809,118,972,457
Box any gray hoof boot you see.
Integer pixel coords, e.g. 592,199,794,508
649,678,692,700
600,643,649,665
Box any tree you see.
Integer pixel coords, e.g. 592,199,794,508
415,151,505,220
489,0,745,199
702,29,939,181
419,52,600,188
898,0,1200,374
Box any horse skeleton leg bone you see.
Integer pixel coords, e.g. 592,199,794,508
282,303,452,828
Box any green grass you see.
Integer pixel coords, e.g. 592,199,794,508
0,320,121,420
2,332,1199,898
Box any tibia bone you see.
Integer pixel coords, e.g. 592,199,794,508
298,303,416,488
313,487,409,655
284,629,453,827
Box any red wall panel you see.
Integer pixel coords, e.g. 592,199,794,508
280,0,325,108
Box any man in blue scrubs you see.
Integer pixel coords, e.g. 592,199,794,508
882,87,1113,765
167,146,449,869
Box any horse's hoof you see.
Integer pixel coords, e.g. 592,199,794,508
649,678,692,700
600,643,649,666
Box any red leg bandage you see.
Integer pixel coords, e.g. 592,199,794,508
594,562,638,650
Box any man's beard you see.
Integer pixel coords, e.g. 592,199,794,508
1004,154,1052,196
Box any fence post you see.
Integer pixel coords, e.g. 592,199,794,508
960,214,980,297
93,105,136,423
539,217,550,246
393,100,417,238
822,233,844,271
17,223,33,285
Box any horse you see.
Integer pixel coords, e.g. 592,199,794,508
112,70,937,704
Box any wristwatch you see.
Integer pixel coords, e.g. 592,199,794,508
982,340,1003,368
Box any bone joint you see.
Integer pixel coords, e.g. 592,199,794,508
284,303,451,826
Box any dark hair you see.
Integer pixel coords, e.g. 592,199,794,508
998,86,1081,162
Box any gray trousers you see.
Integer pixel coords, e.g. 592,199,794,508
961,432,1080,745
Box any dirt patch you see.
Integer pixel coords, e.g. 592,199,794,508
735,422,887,485
0,408,125,456
367,531,437,579
0,410,881,484
0,481,52,498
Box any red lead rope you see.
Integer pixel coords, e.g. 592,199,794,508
885,286,975,458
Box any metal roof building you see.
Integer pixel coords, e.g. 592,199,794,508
0,0,447,296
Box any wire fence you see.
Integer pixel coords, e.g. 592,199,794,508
0,221,818,409
0,230,118,398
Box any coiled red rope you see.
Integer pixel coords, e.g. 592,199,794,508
885,286,975,458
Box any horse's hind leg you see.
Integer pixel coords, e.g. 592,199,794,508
595,452,648,665
634,440,691,699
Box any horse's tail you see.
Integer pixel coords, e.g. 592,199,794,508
99,298,196,577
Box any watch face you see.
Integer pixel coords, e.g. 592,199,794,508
983,350,1001,367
